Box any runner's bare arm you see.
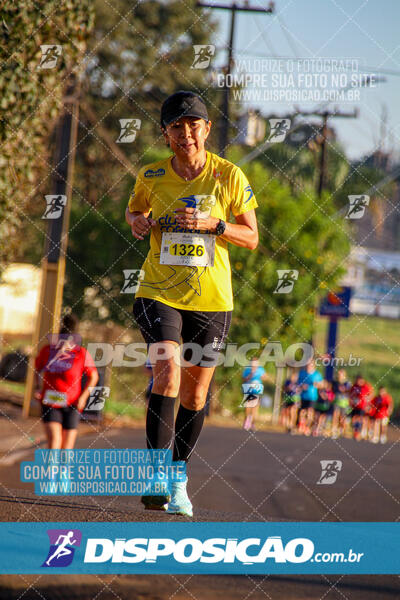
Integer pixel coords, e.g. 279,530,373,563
222,210,258,249
262,372,273,383
175,208,258,250
76,370,99,413
125,207,156,240
33,371,42,400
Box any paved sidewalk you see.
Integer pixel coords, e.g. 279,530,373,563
0,401,102,462
0,402,44,456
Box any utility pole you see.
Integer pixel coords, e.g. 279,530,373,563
318,112,328,197
272,362,285,425
297,108,358,197
23,73,81,417
197,1,275,157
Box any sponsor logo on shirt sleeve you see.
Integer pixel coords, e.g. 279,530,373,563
244,185,254,203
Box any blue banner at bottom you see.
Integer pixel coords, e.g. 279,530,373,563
1,522,398,574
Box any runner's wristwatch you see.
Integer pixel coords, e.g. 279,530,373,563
215,219,226,236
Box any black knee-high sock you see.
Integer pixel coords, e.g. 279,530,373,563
173,404,205,462
146,393,176,450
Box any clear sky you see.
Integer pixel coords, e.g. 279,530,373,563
206,0,400,160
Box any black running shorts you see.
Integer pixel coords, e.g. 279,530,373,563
133,298,232,366
41,404,81,430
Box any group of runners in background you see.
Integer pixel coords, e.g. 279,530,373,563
280,359,393,443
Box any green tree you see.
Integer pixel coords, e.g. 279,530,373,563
64,151,168,326
73,0,219,208
0,0,94,268
227,152,350,348
214,151,350,410
9,1,219,264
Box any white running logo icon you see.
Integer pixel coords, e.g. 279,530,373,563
46,531,77,566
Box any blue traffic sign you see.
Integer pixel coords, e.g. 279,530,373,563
319,286,352,318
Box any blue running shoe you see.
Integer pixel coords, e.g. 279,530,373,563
167,480,193,517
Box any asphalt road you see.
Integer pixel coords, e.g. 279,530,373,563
0,422,399,598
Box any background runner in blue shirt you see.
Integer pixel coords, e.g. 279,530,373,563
242,357,268,431
297,360,323,435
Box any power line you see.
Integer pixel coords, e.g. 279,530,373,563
276,12,300,58
196,1,275,156
252,14,278,57
298,108,358,197
238,108,358,199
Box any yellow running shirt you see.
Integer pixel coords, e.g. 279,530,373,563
127,151,257,311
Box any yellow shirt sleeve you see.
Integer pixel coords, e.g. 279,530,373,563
229,166,258,216
127,170,151,213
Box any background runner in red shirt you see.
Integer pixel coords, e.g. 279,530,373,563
349,375,374,440
34,314,98,449
369,386,393,444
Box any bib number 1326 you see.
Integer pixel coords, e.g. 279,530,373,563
160,233,215,267
170,243,204,257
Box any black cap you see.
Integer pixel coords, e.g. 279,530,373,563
161,91,209,127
